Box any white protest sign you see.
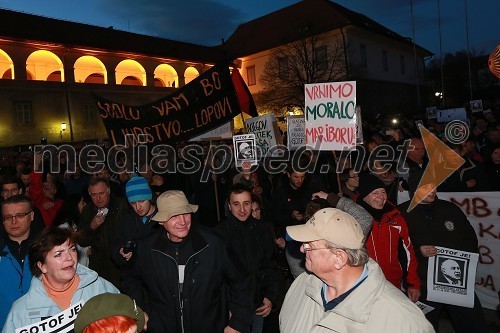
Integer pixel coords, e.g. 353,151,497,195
286,115,305,151
233,134,257,168
16,302,83,333
437,108,467,122
470,100,483,113
304,81,357,151
415,301,435,315
190,121,233,141
426,106,438,119
245,113,277,157
427,247,479,308
398,191,500,310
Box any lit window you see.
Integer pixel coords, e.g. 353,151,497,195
15,101,32,126
246,66,256,86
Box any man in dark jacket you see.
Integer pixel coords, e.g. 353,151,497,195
399,181,488,333
217,184,278,333
78,177,129,289
124,190,254,333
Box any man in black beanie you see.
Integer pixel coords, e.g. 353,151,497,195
354,173,421,302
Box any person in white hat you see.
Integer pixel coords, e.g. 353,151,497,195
122,190,253,333
279,208,434,333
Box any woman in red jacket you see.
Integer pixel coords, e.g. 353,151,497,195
355,173,421,302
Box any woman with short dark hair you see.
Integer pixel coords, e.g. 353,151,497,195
2,227,119,333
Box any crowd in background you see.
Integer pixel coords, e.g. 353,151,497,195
0,110,498,332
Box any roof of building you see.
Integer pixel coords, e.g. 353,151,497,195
0,8,228,64
222,0,433,58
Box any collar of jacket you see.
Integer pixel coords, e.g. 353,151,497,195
152,223,207,255
304,259,384,329
227,213,258,231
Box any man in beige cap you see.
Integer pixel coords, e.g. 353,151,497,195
123,190,253,333
279,208,435,333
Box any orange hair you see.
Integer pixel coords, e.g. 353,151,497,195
82,315,136,333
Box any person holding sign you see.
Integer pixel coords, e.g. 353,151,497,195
399,180,488,333
2,227,119,333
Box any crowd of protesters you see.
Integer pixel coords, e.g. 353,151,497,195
0,112,498,332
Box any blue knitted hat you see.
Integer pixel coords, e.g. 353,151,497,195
126,176,152,203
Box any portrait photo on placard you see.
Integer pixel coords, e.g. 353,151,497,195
434,256,469,289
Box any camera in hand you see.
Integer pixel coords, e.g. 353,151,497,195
122,240,137,254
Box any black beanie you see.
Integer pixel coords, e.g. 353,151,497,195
358,173,386,199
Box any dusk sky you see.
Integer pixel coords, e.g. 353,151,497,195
0,0,498,58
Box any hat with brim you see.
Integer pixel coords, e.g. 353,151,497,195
74,293,145,333
152,190,198,222
286,208,364,250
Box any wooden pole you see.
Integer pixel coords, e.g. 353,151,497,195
210,140,221,222
331,151,342,194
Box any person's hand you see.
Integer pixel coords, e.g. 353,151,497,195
143,312,149,331
291,210,303,221
337,192,344,197
312,191,328,200
466,179,477,188
119,247,133,261
255,297,273,317
42,201,55,210
275,237,286,249
34,152,43,171
90,213,106,230
419,245,437,257
407,288,421,302
224,327,240,333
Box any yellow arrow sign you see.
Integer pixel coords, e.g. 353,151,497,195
407,125,465,211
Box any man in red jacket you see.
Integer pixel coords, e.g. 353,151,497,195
29,152,63,227
355,173,421,302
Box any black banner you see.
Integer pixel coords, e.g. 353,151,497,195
96,64,240,146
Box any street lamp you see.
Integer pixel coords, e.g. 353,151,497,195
60,122,66,138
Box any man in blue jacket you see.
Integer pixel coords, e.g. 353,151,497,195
0,195,39,328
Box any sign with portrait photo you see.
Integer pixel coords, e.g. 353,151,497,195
427,247,479,308
233,134,257,168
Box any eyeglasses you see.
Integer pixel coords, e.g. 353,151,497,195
302,242,330,251
2,188,19,195
3,211,32,222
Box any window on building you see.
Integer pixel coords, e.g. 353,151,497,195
315,46,328,70
400,55,406,75
278,57,288,78
246,66,256,86
14,101,32,126
360,44,367,68
382,50,388,72
82,103,96,123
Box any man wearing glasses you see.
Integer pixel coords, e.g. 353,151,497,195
0,195,40,329
279,208,434,333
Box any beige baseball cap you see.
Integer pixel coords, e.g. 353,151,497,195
152,190,198,222
286,208,364,249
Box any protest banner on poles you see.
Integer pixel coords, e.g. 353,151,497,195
398,191,500,310
95,64,247,146
245,113,278,157
304,81,357,151
286,115,305,151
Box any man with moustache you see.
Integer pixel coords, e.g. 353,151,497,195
217,184,278,333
